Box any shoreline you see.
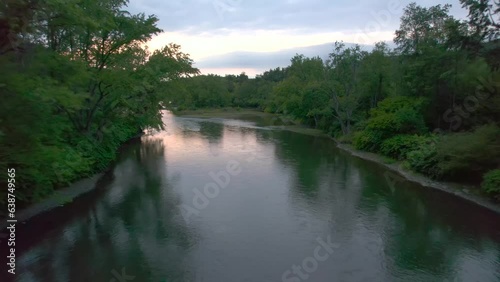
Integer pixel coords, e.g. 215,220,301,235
0,134,144,230
171,108,500,214
0,173,105,230
3,111,498,230
333,142,500,214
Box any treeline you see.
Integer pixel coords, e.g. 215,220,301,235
170,70,285,110
0,0,198,207
173,2,500,200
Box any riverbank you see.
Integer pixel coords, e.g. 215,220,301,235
176,108,500,214
174,108,326,136
0,173,104,230
334,143,500,214
173,107,273,119
9,109,500,282
0,134,144,230
5,109,498,231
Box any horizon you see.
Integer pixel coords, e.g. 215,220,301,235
128,0,468,76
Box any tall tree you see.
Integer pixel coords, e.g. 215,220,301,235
325,42,366,134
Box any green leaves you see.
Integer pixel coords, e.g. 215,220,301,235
482,169,500,201
460,0,500,42
395,3,457,55
0,0,198,206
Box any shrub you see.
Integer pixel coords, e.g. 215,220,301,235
406,136,441,178
393,107,428,134
365,106,427,137
354,96,428,153
337,133,354,144
380,134,425,160
435,124,500,181
368,96,428,135
372,96,426,115
353,130,384,152
482,170,500,201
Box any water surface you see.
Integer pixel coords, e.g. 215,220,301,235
5,112,500,282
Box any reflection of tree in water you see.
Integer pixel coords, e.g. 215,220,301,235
349,158,500,281
198,121,224,143
15,137,197,282
271,130,498,280
271,130,370,268
272,131,329,198
175,120,225,157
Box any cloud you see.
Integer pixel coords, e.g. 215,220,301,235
196,42,339,69
147,29,394,61
128,0,466,34
129,0,468,76
195,42,393,76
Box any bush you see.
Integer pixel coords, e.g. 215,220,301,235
337,133,355,144
380,135,425,160
368,96,428,136
482,170,500,201
353,130,384,152
354,96,428,153
435,124,500,181
365,106,427,137
406,136,441,178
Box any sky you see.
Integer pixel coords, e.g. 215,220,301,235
128,0,468,77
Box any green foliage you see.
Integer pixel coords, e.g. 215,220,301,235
481,170,500,201
353,130,384,152
406,137,441,178
336,133,354,144
381,157,398,164
353,96,427,152
326,42,366,135
368,97,427,133
380,135,426,160
460,0,500,43
3,0,500,205
358,42,396,110
435,124,500,181
395,3,457,54
0,0,197,208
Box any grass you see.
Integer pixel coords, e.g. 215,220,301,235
381,156,398,164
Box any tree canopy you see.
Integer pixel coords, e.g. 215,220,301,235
1,1,499,205
0,0,197,206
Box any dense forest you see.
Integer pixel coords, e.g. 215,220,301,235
0,0,198,207
171,2,500,201
1,0,499,208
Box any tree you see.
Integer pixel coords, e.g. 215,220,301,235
358,42,396,111
0,0,198,206
395,3,457,55
460,0,500,42
325,42,366,134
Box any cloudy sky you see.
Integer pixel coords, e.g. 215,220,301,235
128,0,468,76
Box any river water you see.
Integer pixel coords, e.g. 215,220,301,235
5,112,500,282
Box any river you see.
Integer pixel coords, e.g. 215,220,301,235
5,111,500,282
